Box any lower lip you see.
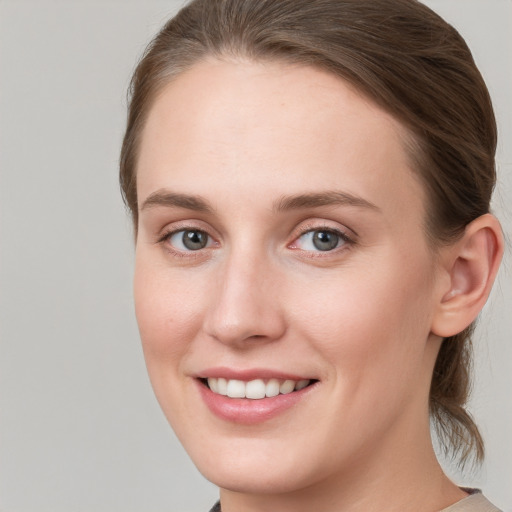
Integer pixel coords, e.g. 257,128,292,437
197,380,315,425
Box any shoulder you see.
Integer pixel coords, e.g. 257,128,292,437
440,490,502,512
208,502,221,512
208,492,501,512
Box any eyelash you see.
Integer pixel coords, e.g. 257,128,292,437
156,224,355,259
156,226,216,259
288,226,354,257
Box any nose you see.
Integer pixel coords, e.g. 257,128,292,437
203,250,287,347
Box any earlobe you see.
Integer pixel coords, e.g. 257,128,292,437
431,214,504,338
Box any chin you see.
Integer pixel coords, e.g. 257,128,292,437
198,458,313,495
180,433,330,496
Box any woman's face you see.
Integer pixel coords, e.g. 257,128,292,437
134,60,444,494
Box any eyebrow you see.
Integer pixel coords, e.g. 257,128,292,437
140,190,214,213
273,191,380,212
140,189,380,214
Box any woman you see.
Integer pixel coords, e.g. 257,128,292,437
120,1,504,510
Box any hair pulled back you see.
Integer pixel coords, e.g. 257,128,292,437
120,0,497,466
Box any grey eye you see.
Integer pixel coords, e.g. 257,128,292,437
312,230,340,251
295,229,344,252
169,229,210,251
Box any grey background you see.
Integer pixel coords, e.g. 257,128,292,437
0,1,510,511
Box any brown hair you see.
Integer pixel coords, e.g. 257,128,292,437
120,0,497,466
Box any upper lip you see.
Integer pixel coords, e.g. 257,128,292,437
195,367,315,381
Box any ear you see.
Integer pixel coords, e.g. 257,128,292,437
431,214,504,338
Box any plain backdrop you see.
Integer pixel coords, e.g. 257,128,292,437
0,1,511,511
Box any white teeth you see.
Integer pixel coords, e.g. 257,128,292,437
280,379,295,394
206,377,312,399
295,379,309,391
265,378,280,397
207,377,219,393
227,379,246,398
245,379,266,399
217,377,228,396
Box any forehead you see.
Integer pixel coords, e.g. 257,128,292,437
137,59,425,221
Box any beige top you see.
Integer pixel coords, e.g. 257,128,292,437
209,490,502,512
440,491,502,512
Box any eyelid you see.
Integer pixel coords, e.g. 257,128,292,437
156,221,220,258
155,219,219,243
168,229,215,251
291,228,351,249
154,218,356,258
288,221,356,254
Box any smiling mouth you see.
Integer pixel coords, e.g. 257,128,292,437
201,377,316,400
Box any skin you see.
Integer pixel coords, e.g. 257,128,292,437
133,59,490,512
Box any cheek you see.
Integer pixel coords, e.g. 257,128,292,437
133,258,204,369
133,257,212,430
292,258,435,392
